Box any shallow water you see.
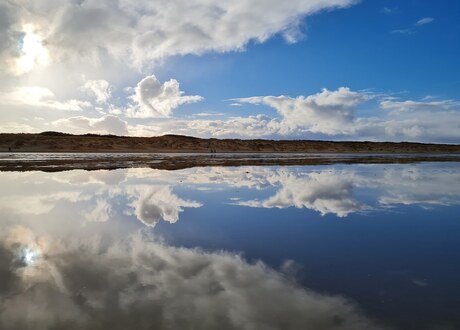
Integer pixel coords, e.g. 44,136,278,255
1,152,459,172
1,163,459,329
1,151,459,161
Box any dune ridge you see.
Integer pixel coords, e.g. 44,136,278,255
1,132,459,153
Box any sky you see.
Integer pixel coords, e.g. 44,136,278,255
0,0,459,142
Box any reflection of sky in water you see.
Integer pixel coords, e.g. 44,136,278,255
0,163,460,329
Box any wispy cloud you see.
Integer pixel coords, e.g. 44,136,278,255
391,29,414,35
416,17,434,26
392,17,435,35
380,7,394,14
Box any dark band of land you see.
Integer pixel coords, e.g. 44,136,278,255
1,153,460,172
1,132,459,172
1,132,460,153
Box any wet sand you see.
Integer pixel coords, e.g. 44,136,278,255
1,153,459,172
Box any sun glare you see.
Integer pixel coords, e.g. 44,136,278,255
22,247,40,266
15,26,49,74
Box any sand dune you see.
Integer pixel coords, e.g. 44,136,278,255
1,132,459,153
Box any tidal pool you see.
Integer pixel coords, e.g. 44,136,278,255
0,162,459,329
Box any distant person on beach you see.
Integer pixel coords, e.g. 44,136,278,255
8,147,11,152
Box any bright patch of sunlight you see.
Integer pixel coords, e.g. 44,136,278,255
22,247,40,266
15,25,49,74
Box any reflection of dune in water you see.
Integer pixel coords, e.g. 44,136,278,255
0,226,386,330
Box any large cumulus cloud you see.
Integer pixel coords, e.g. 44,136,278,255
178,90,459,142
0,0,357,72
235,87,369,135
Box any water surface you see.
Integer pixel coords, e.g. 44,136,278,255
1,162,459,329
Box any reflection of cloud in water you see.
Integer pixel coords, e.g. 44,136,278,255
0,191,89,215
184,166,278,189
377,167,460,207
82,199,112,222
238,171,364,217
0,226,385,330
1,164,459,226
223,165,460,217
52,169,128,186
0,171,202,228
127,186,202,227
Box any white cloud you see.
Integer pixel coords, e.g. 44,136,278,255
392,17,434,35
123,88,460,142
187,114,281,137
380,98,458,112
391,29,414,35
127,87,372,139
0,86,91,111
192,112,226,117
206,91,459,142
127,75,203,118
235,87,369,135
0,122,38,133
53,115,128,136
0,0,360,137
356,110,460,142
380,7,393,14
82,79,111,104
415,17,434,26
0,0,358,73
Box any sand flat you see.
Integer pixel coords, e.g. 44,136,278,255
1,152,459,172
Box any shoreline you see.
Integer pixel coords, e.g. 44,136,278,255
1,153,459,172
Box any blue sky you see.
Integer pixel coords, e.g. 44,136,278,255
1,0,459,142
162,0,460,100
